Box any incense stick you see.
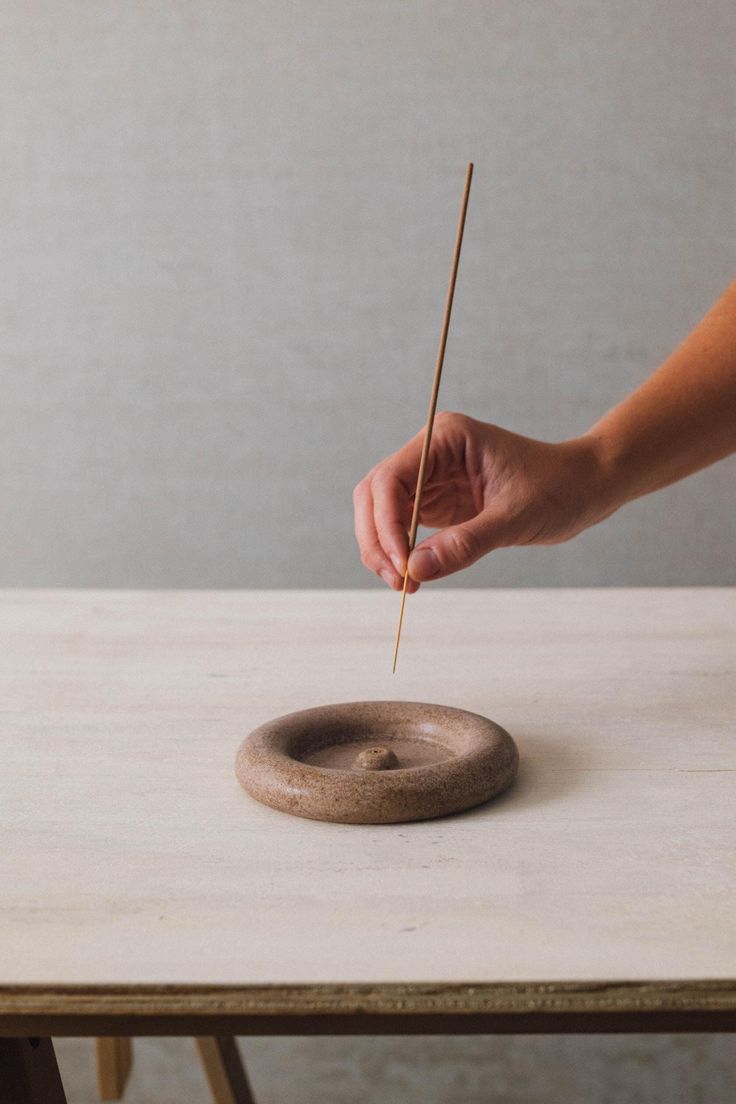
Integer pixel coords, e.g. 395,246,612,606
391,161,474,673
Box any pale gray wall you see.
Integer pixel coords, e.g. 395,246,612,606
1,0,735,588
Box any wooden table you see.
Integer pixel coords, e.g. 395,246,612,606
1,589,734,1099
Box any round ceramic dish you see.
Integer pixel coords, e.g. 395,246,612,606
235,700,518,824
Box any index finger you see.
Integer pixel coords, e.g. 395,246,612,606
372,433,427,590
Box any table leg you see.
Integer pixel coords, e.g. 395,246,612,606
195,1037,256,1104
96,1037,133,1099
0,1038,67,1103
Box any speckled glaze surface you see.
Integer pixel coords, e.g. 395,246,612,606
235,701,519,824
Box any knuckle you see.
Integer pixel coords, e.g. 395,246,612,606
446,525,481,566
372,467,398,496
360,546,380,571
435,410,467,431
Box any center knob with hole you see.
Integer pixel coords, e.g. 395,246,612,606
354,746,399,771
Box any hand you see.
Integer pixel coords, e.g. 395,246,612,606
353,412,613,589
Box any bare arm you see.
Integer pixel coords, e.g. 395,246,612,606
587,280,736,507
353,281,736,587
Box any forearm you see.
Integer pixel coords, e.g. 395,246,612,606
356,282,736,586
583,281,736,513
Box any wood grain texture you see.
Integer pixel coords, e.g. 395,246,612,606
95,1037,132,1099
3,980,736,1016
0,983,734,1036
1,589,734,1023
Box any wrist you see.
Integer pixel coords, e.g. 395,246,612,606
562,433,630,529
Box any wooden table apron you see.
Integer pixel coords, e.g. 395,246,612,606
1,982,736,1036
1,589,735,1038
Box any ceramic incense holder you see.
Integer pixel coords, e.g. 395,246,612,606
235,700,518,824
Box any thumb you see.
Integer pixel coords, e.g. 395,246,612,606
408,511,502,582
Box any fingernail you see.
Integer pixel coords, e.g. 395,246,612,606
409,547,440,580
391,553,405,575
380,568,397,588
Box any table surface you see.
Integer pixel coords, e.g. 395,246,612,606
1,588,735,1024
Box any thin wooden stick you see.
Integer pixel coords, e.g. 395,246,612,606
392,161,473,672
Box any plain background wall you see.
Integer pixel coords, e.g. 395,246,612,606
3,3,736,1102
1,0,735,588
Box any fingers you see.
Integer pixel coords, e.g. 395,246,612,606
353,468,420,593
380,428,426,494
408,509,502,582
354,423,445,592
369,434,426,591
353,479,403,589
371,471,411,575
354,480,420,591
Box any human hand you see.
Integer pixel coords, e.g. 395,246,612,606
353,412,613,589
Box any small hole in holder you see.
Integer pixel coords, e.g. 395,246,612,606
354,746,399,771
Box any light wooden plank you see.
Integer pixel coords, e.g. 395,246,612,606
96,1037,132,1099
0,589,734,994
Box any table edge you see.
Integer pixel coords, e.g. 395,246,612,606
3,981,735,1036
2,980,735,1016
